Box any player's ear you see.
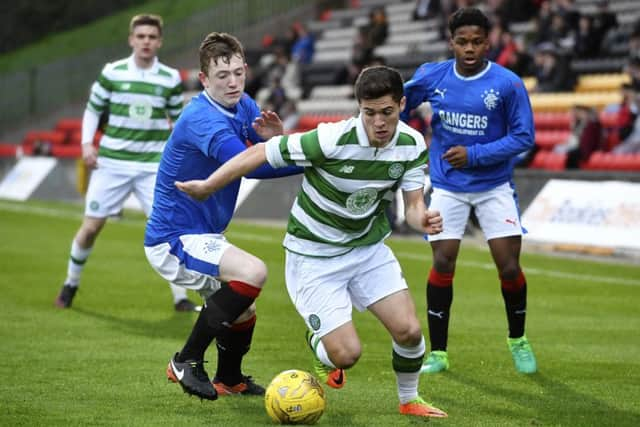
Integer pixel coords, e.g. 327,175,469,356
399,96,406,113
198,71,208,88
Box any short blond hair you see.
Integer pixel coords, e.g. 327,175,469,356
129,14,163,36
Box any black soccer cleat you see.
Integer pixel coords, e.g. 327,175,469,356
54,284,78,308
166,353,218,401
212,375,265,396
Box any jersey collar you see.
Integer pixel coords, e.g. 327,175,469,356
128,54,159,74
453,59,492,81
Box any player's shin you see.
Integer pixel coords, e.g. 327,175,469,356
500,270,527,338
215,315,256,385
204,281,261,331
426,269,454,351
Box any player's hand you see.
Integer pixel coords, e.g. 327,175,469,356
252,110,283,140
442,145,468,168
423,209,443,235
82,144,98,169
175,180,211,201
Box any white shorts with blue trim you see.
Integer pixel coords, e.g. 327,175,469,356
144,233,231,297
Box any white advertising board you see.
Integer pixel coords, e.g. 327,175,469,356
0,156,58,201
521,179,640,251
122,177,259,213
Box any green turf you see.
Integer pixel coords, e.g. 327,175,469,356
1,199,639,426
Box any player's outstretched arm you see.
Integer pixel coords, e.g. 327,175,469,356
175,143,268,201
403,188,443,235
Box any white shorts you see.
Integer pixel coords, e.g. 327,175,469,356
84,167,156,218
285,242,407,338
144,234,232,297
428,182,523,241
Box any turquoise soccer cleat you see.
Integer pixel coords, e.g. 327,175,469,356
420,350,449,374
507,335,537,374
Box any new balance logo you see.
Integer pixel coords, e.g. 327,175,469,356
515,309,526,315
428,310,445,319
505,218,517,226
339,165,355,174
434,88,447,99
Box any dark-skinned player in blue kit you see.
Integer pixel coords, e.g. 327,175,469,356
401,7,537,375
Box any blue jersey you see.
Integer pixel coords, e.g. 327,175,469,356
145,91,298,245
402,59,534,192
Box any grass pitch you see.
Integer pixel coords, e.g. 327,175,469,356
0,199,639,426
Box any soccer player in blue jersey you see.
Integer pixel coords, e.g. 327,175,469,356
144,32,301,401
401,7,537,374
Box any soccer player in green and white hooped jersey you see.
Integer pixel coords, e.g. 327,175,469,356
55,14,198,312
176,66,448,419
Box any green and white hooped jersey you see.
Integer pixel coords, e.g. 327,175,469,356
87,55,183,172
265,116,428,257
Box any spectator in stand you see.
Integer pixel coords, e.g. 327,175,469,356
495,29,518,67
548,11,575,50
574,15,600,58
502,35,535,77
630,21,640,59
413,0,443,21
362,6,389,52
626,55,640,91
532,42,575,92
591,0,618,54
290,23,315,65
555,0,580,33
553,105,602,168
495,0,539,27
533,1,554,45
617,84,639,143
613,88,640,154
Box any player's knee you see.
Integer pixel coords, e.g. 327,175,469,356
498,264,521,281
393,321,423,347
331,345,361,369
432,254,456,272
326,337,361,369
241,258,268,288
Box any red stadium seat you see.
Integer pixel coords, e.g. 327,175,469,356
51,145,82,158
544,152,567,170
23,130,66,147
55,118,82,135
533,112,571,130
535,130,570,149
0,143,18,157
296,114,349,132
598,111,619,128
529,150,548,169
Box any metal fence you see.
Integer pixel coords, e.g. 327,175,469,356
0,0,311,137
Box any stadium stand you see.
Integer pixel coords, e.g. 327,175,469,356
5,0,640,174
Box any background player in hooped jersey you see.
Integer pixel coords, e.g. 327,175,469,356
54,14,199,312
144,32,302,401
176,66,448,418
400,7,537,375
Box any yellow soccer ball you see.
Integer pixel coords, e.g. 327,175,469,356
265,369,326,425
